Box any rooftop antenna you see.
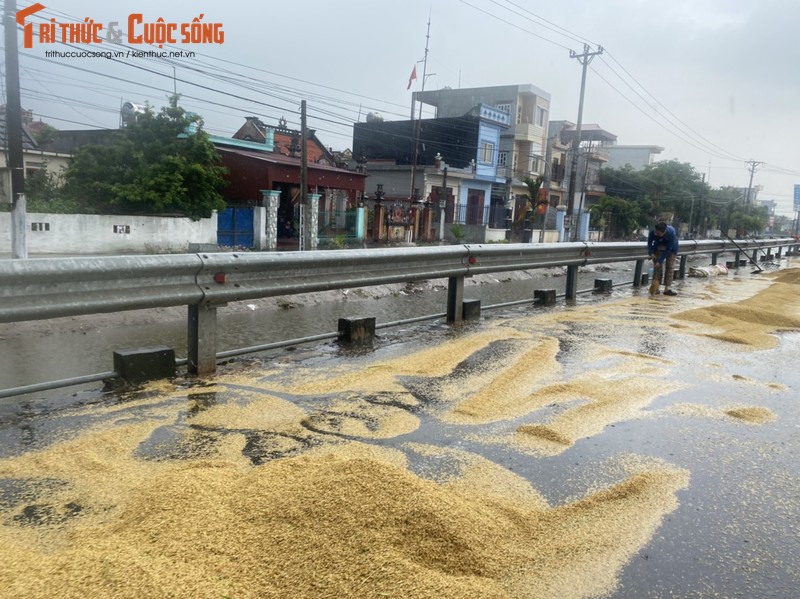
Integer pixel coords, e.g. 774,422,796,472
409,12,431,200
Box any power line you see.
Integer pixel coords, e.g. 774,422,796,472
457,0,573,51
488,0,594,46
601,51,746,163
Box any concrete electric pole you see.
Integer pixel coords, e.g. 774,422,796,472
564,43,603,244
4,0,28,258
744,160,763,214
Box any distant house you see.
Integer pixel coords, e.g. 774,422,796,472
0,108,71,205
212,136,365,210
232,116,337,166
413,84,552,199
546,120,616,213
604,145,664,170
353,104,511,242
215,118,365,243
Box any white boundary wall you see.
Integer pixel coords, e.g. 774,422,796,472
0,212,217,255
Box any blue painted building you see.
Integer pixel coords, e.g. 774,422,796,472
353,104,512,242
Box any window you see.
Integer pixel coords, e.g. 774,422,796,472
498,151,507,167
113,224,131,234
496,103,511,114
31,222,50,232
480,141,495,164
535,106,547,127
516,104,522,124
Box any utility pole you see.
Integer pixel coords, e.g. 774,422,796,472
4,0,27,258
744,160,763,213
299,100,308,251
564,43,603,243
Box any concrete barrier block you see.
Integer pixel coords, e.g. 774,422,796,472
534,289,557,306
593,278,613,294
113,347,176,385
338,317,376,345
462,299,481,320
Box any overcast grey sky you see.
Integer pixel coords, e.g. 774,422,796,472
7,0,800,216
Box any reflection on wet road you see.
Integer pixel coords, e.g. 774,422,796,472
0,264,798,598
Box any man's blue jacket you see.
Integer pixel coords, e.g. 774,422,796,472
647,225,679,265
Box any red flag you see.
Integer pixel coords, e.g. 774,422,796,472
407,65,417,90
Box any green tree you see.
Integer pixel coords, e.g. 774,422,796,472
589,195,643,239
31,123,59,146
64,96,227,219
600,160,709,232
25,167,91,213
518,175,544,223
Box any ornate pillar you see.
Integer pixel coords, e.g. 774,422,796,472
304,193,321,251
260,189,281,250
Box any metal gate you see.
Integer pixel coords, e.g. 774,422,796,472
217,207,254,248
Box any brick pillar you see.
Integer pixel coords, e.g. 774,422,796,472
260,189,281,250
373,203,386,242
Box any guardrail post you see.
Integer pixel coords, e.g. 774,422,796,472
447,276,464,323
711,252,718,265
734,251,741,266
462,299,481,320
113,347,176,385
188,304,218,375
678,255,688,279
565,265,579,301
593,279,613,294
534,289,557,306
338,317,376,345
633,259,644,287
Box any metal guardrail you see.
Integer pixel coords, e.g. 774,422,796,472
0,253,204,322
1,238,797,379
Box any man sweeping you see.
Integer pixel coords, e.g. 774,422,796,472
647,221,679,296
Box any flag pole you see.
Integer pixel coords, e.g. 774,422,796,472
409,15,431,200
